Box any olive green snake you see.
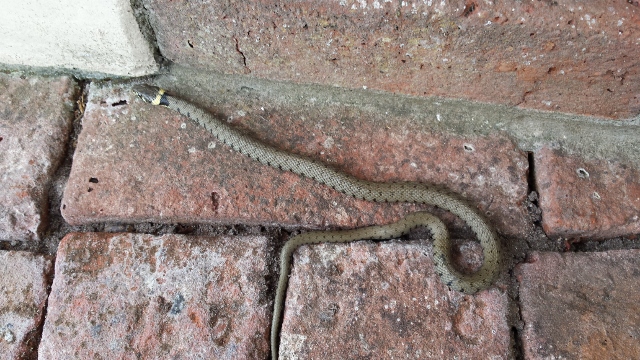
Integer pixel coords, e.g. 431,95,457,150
132,84,501,359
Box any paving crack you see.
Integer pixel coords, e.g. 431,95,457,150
234,37,250,72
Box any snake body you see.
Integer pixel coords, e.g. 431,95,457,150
132,84,501,359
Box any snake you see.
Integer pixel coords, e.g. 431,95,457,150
132,84,501,359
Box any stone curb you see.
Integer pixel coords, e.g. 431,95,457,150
142,0,640,118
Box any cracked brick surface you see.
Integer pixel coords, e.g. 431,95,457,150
279,241,510,359
61,82,530,238
516,251,640,359
143,0,640,118
0,74,76,241
39,232,271,359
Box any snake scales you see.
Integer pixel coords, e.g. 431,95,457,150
132,84,501,359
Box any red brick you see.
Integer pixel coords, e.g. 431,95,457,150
142,0,640,118
0,74,76,241
516,251,640,359
535,147,640,239
0,251,53,360
279,242,510,358
62,83,529,238
39,232,270,359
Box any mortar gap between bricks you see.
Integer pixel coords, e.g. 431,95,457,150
504,232,529,360
524,152,543,230
22,257,56,360
508,279,526,360
510,326,525,360
569,235,640,253
38,79,90,255
129,0,167,66
526,152,537,196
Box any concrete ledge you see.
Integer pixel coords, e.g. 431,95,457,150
0,0,158,77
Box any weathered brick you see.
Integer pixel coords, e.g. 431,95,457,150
62,82,529,238
0,74,76,242
535,147,640,239
279,241,510,358
39,232,271,359
516,251,640,359
0,251,53,360
142,0,640,118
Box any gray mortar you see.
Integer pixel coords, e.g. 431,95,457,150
155,64,640,167
0,63,137,81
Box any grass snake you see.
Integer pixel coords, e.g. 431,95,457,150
132,84,501,359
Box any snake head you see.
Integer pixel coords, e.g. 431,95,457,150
132,84,168,106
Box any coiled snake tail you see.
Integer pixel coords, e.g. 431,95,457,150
132,84,501,360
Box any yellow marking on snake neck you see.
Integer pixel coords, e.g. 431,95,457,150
151,88,166,106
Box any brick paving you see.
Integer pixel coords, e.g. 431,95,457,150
516,251,640,359
0,70,638,359
0,1,639,357
62,82,530,238
536,147,640,239
280,242,510,359
0,74,76,242
0,251,53,359
39,233,271,359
